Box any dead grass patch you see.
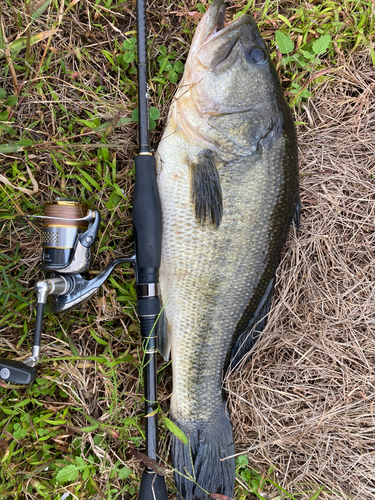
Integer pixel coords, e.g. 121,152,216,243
228,51,375,499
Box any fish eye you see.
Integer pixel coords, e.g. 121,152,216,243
246,47,266,65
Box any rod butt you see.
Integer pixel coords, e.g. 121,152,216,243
138,470,168,500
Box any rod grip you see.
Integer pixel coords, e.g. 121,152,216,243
133,155,162,283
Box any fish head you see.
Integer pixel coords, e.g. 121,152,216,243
174,0,289,158
185,0,282,110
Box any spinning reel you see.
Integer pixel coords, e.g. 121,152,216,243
0,198,134,385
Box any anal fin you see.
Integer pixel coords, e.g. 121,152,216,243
228,278,275,371
294,197,301,229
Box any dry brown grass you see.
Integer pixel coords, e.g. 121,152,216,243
227,51,375,499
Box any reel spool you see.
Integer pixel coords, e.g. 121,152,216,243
41,198,88,271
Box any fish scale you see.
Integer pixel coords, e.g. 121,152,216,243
156,0,299,498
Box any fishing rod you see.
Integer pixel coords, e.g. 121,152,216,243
0,1,168,497
133,0,168,497
0,195,167,497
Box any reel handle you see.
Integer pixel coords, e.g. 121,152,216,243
0,277,70,385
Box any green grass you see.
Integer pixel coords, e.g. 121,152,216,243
0,0,374,498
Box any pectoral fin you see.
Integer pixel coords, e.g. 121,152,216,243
190,149,223,228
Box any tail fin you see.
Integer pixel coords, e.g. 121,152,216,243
170,409,235,500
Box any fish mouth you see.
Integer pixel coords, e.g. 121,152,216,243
194,0,253,69
213,0,226,34
204,0,252,41
195,0,231,46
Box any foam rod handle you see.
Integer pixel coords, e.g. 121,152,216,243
133,155,162,283
0,359,38,385
138,471,168,500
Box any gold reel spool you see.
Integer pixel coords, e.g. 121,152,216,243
41,198,88,270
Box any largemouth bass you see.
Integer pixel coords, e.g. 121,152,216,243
156,0,299,498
